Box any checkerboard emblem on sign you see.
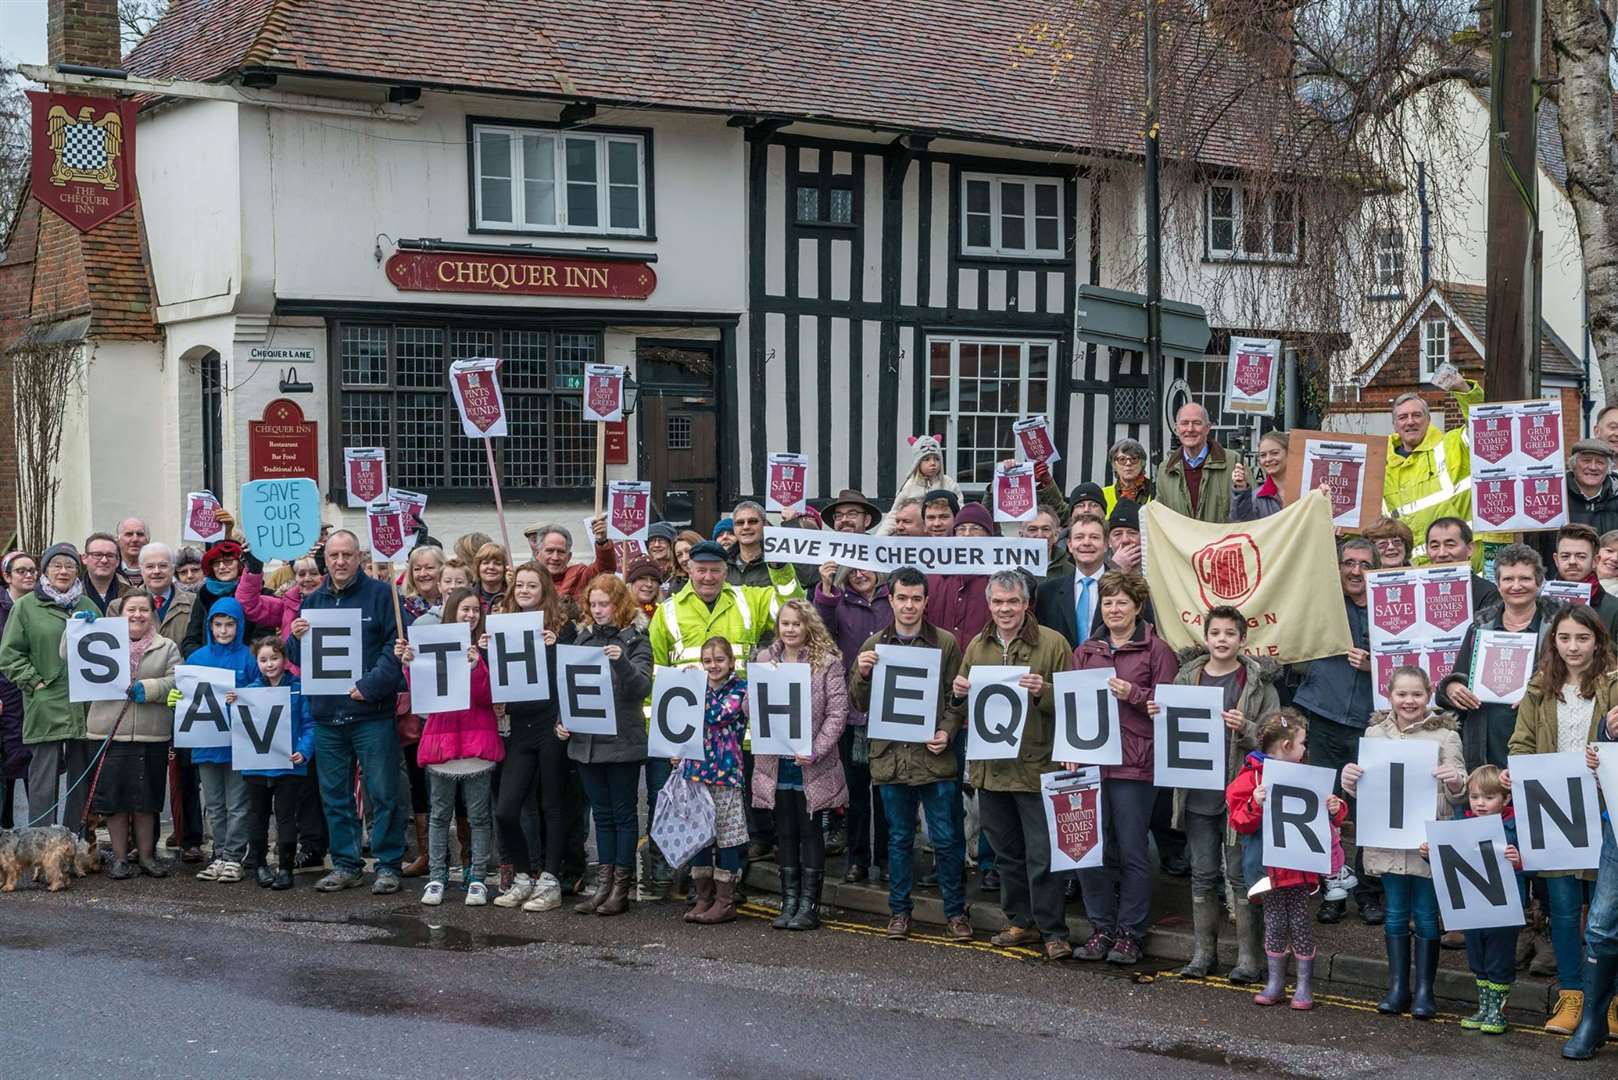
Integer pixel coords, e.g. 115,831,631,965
28,91,138,233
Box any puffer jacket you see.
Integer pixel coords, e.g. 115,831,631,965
84,637,180,742
947,613,1074,793
1227,752,1348,891
1507,669,1618,881
415,655,504,768
1170,648,1280,836
848,620,963,786
565,623,653,765
749,640,850,813
1072,620,1180,784
1358,709,1466,878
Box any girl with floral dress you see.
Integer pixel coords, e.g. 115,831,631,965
683,636,751,925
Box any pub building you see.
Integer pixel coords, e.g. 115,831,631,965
1,0,1337,548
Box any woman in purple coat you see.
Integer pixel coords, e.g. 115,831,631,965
813,564,893,882
0,552,37,827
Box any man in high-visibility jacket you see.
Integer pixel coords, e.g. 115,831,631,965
1383,372,1485,565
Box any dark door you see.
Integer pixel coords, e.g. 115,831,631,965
637,341,721,531
200,350,224,495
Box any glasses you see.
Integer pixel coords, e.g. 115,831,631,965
10,566,37,576
1340,559,1374,570
86,551,118,561
1112,454,1140,464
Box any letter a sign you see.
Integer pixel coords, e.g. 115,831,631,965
29,91,139,233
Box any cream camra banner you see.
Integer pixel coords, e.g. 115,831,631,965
1225,337,1280,415
448,357,508,438
1141,490,1350,662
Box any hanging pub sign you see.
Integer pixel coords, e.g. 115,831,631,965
385,249,657,299
29,91,139,233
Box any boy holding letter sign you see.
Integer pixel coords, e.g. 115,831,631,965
1150,683,1226,791
1339,664,1465,1018
1161,605,1277,981
848,567,970,939
1423,815,1525,933
172,665,236,749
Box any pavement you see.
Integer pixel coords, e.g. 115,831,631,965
0,862,1598,1080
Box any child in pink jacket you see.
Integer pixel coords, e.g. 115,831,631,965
396,587,503,908
239,549,324,642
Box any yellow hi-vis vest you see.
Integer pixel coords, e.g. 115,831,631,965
1382,380,1487,566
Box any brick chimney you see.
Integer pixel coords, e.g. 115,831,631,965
48,0,122,68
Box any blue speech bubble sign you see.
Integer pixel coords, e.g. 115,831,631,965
239,478,321,562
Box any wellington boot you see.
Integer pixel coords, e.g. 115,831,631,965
1179,896,1219,978
773,867,802,930
1410,936,1439,1020
1378,934,1412,1015
788,869,824,930
1227,898,1264,983
1562,955,1617,1058
685,868,716,923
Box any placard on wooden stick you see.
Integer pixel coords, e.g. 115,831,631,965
1280,429,1388,530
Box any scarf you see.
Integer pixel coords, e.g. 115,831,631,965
36,577,85,610
204,576,238,598
1116,474,1149,504
127,622,160,679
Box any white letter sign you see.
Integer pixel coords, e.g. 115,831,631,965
1152,683,1226,790
485,612,548,704
172,664,236,749
1261,759,1336,875
747,661,813,758
1354,737,1440,849
648,666,707,761
556,644,618,736
300,609,363,696
1508,752,1602,871
231,685,294,771
65,616,130,703
866,644,941,744
1051,668,1121,766
407,622,472,715
1426,815,1526,932
965,666,1029,761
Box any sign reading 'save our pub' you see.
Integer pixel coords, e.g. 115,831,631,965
385,250,657,299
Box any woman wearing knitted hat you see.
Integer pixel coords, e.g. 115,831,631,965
180,539,267,658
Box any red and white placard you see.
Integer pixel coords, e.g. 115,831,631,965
1225,337,1280,415
1368,564,1473,708
448,357,508,438
1303,438,1369,528
582,364,626,423
992,462,1037,523
343,448,387,508
1471,630,1538,705
1542,580,1592,606
1012,416,1061,465
388,487,428,533
367,501,416,562
1470,400,1568,533
183,491,226,543
766,452,810,514
606,480,652,542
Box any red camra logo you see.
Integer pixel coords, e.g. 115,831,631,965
1193,533,1262,609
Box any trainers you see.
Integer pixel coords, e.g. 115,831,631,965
494,873,535,908
217,861,243,883
372,871,401,895
1074,931,1114,961
1247,875,1273,900
466,881,489,906
1106,934,1143,965
314,868,366,892
421,880,446,906
522,872,562,912
886,913,912,939
946,915,975,942
194,859,225,882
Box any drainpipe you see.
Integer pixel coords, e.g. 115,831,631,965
1417,161,1431,288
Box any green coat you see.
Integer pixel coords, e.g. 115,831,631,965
1169,649,1279,837
946,614,1073,793
1155,440,1236,523
1508,670,1617,882
0,591,100,744
848,620,963,786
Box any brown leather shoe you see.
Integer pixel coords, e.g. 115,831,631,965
692,872,737,924
990,925,1041,949
886,913,912,939
1043,938,1074,962
946,915,974,941
596,866,632,917
573,864,614,915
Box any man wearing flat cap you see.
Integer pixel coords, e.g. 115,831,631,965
1532,438,1618,569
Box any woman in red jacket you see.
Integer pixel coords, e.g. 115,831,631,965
1069,571,1179,965
1227,710,1348,1011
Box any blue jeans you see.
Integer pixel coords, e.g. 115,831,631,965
315,718,407,874
579,760,640,869
1382,872,1440,940
880,780,967,919
427,768,492,885
643,757,673,830
1544,874,1592,988
1586,820,1618,960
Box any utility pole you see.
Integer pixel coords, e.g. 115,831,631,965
1144,0,1165,456
1484,0,1542,401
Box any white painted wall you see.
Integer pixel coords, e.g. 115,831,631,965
136,101,240,309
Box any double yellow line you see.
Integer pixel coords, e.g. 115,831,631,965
735,902,1559,1038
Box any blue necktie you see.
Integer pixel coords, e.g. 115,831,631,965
1075,577,1093,641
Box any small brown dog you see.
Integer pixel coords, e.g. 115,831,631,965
0,826,100,892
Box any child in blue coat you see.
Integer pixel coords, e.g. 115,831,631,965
180,597,261,883
233,636,315,890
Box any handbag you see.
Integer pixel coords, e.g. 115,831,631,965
650,771,716,870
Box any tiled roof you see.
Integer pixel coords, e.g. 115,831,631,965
126,0,1329,173
1438,282,1582,380
12,203,160,343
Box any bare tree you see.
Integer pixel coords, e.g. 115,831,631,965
9,337,82,551
119,0,170,49
0,59,30,228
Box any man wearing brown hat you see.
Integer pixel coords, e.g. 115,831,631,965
822,489,881,533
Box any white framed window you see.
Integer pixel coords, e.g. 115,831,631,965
1206,182,1300,261
473,125,647,235
1372,226,1406,294
925,337,1054,487
1421,319,1449,381
961,174,1063,257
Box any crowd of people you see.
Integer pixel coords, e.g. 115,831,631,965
3,378,1618,1061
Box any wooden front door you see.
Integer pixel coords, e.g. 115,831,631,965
637,341,721,532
